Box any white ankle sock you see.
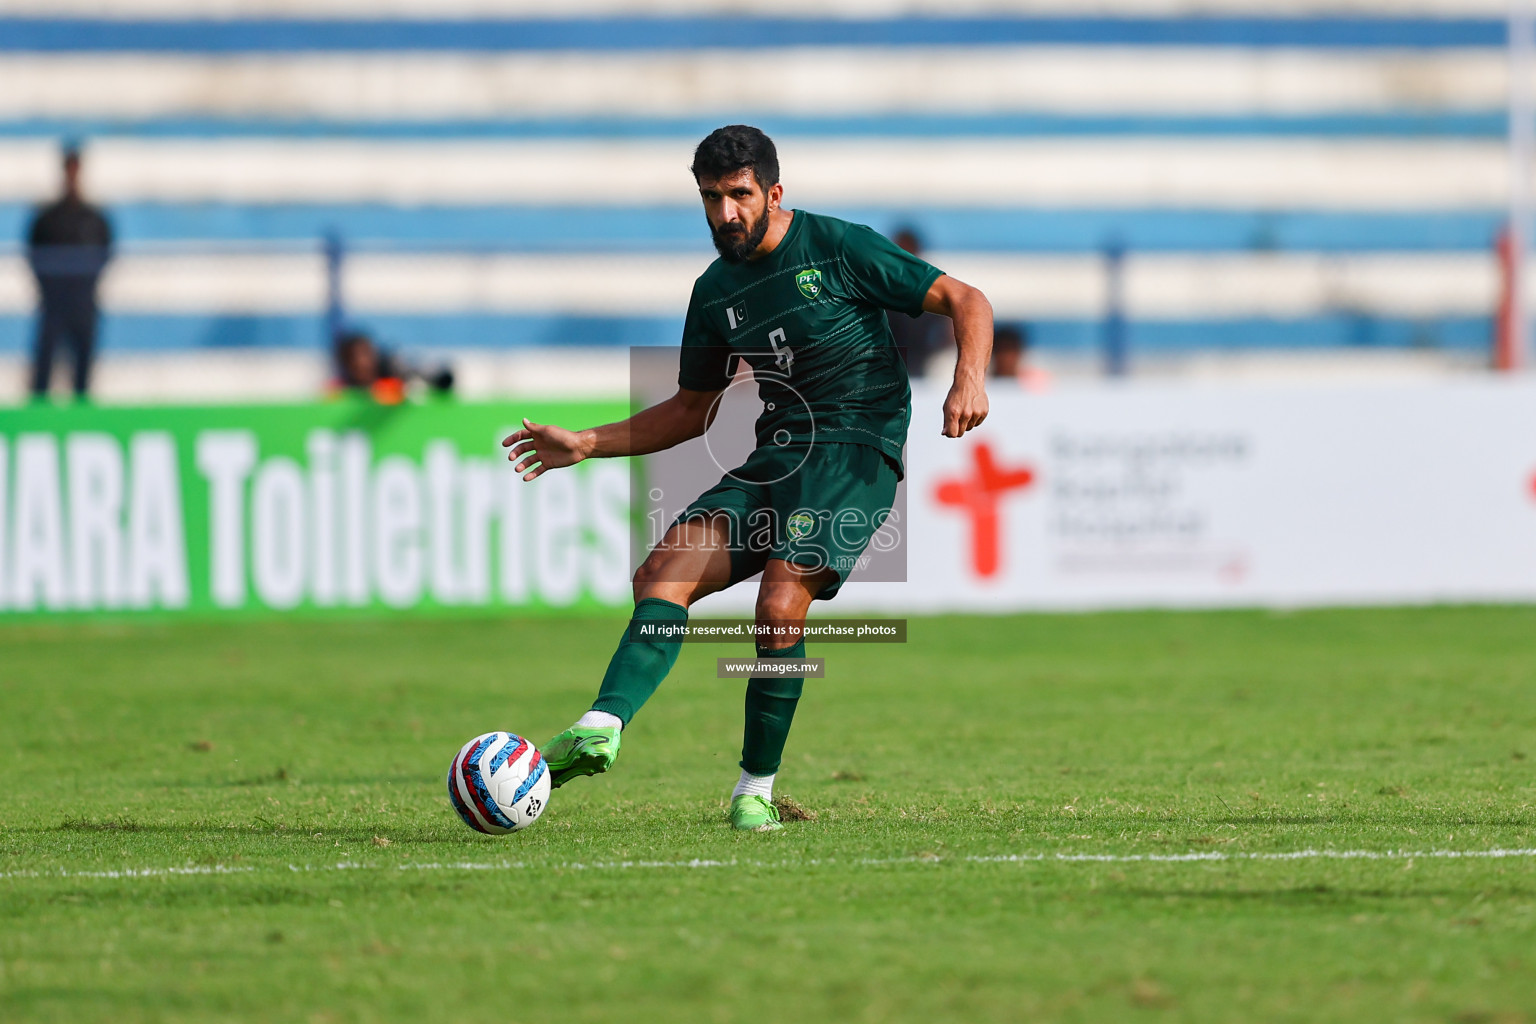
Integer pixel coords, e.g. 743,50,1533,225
732,769,775,801
575,710,623,730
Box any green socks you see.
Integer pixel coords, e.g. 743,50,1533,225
740,638,806,776
589,597,689,725
589,601,806,775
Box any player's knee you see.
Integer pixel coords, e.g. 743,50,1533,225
632,555,692,606
631,558,661,603
754,592,805,632
632,557,661,589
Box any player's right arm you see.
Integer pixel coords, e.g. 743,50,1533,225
504,279,734,481
501,386,723,481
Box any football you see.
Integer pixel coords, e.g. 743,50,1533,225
446,731,551,834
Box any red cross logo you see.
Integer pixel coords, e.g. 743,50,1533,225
934,442,1036,578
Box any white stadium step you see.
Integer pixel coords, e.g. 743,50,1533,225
0,347,635,405
0,250,1503,320
0,346,1484,407
0,49,1512,121
0,137,1520,209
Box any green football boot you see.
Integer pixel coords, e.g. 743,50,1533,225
541,726,621,789
728,794,783,832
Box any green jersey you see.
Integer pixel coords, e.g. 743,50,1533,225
677,210,944,474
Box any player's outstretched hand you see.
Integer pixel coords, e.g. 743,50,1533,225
942,376,989,437
501,418,592,481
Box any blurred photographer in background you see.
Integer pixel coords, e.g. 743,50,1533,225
333,329,455,405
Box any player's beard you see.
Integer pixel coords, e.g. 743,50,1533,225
709,200,771,263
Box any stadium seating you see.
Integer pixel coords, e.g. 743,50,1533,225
0,0,1515,361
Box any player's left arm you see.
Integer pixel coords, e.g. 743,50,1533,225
922,274,993,438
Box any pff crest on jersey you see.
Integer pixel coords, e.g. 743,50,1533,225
796,269,823,300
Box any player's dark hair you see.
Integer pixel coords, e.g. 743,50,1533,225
691,125,779,191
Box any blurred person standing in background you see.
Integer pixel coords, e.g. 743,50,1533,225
991,323,1052,392
26,143,112,402
886,227,953,376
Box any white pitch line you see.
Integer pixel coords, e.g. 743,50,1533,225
964,847,1536,864
0,863,259,881
4,847,1536,883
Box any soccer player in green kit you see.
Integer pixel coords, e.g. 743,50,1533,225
501,126,993,831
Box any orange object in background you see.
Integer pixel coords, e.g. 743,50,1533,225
370,377,407,405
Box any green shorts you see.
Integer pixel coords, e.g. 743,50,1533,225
674,442,900,601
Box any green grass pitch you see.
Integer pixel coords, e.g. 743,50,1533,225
1,607,1534,1023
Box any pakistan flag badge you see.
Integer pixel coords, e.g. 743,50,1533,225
795,268,823,300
